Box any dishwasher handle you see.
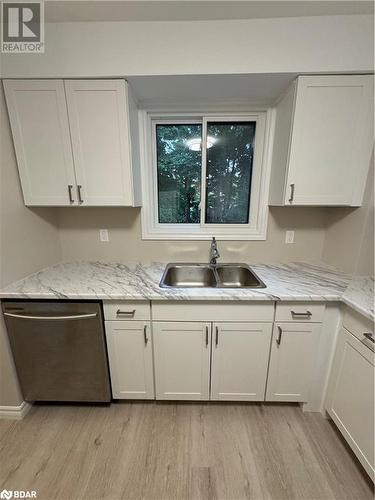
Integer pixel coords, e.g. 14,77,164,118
3,312,98,321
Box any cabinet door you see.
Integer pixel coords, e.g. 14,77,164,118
64,79,134,206
105,321,154,399
266,322,321,402
211,322,272,401
3,79,76,206
327,327,374,479
287,75,373,206
153,322,211,400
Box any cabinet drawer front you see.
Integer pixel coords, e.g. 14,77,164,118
275,302,325,323
151,301,274,322
104,301,151,321
343,307,374,344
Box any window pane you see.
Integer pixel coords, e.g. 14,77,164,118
205,121,256,224
156,124,202,223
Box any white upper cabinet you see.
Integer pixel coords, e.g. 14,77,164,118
3,79,141,207
3,80,77,206
64,80,140,206
269,75,373,206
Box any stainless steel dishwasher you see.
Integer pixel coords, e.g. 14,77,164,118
2,301,111,403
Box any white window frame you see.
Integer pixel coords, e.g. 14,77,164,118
140,109,274,240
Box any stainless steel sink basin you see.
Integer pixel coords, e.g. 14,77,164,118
215,264,266,288
160,263,266,289
160,264,216,287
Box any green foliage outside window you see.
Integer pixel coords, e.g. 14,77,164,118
156,121,255,225
156,124,201,223
206,122,255,224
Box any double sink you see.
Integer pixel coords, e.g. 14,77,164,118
160,263,266,289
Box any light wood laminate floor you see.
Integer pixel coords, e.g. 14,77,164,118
0,403,373,500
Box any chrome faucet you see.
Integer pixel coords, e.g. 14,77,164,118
209,237,220,266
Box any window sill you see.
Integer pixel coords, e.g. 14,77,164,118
141,224,268,241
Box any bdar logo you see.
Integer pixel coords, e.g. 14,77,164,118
0,491,36,499
0,490,13,500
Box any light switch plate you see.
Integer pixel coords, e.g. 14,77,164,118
99,229,109,242
285,230,295,244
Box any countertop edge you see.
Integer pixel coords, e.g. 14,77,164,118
1,292,371,320
341,298,375,322
0,292,344,302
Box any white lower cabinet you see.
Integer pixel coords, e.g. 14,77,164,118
103,302,325,406
153,320,273,402
326,327,374,479
211,322,272,401
105,321,154,399
266,322,321,402
153,322,211,400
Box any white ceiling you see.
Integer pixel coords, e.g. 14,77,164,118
127,73,297,106
45,1,374,23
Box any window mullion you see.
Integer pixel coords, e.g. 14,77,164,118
200,118,208,228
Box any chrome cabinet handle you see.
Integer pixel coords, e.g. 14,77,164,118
363,333,374,343
289,183,295,203
215,326,219,347
143,325,149,345
3,312,97,321
116,309,136,317
77,184,83,203
205,326,209,347
68,184,74,203
362,333,374,352
291,310,312,317
276,326,283,346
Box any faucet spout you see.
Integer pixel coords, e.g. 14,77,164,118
209,236,220,266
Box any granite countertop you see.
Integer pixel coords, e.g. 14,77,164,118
341,275,374,321
0,261,348,297
0,260,372,320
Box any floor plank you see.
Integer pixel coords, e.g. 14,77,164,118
0,402,373,500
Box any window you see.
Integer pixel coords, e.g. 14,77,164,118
156,124,202,223
141,112,272,240
205,121,255,224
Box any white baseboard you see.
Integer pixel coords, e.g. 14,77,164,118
0,401,32,420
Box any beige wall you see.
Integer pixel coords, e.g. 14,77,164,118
356,180,374,276
1,15,373,78
57,206,329,264
0,85,62,407
322,161,374,276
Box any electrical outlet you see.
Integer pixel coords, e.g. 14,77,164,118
99,229,109,242
285,230,295,244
